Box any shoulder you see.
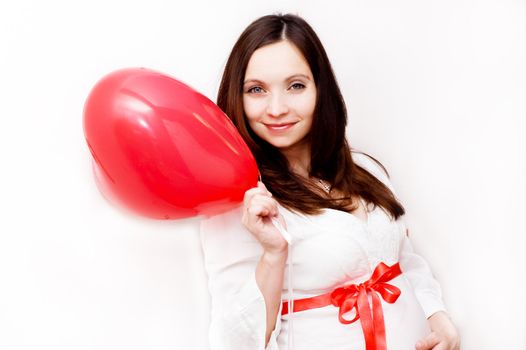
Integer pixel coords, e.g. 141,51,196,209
351,150,396,194
351,150,389,177
199,204,244,233
199,204,261,263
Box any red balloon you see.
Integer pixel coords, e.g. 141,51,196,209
83,67,258,219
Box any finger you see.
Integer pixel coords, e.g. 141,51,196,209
415,340,429,350
243,199,279,231
432,343,447,350
243,187,271,207
247,203,273,217
415,332,440,350
257,181,272,197
249,196,279,217
245,204,278,228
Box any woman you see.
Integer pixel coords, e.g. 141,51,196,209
200,13,460,350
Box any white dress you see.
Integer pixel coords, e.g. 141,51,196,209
200,152,446,350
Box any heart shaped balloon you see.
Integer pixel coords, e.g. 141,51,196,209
83,67,258,219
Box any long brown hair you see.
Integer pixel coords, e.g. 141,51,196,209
217,13,405,220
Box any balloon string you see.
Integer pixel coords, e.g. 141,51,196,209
261,174,294,349
288,237,294,349
270,217,294,350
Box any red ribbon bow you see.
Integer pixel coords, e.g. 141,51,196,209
282,262,402,350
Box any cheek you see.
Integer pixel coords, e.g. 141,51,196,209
291,91,316,119
243,99,265,135
243,98,266,121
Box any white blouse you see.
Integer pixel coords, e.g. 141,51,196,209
200,152,446,350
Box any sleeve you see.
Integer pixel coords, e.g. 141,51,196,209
396,217,447,318
200,215,282,350
352,151,447,318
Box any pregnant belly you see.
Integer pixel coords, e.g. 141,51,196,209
277,276,430,350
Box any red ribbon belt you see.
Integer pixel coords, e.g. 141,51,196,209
281,262,402,350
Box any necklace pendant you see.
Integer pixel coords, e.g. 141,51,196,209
318,179,332,193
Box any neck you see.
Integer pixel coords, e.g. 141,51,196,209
280,142,311,178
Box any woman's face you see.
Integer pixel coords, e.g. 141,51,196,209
242,40,317,152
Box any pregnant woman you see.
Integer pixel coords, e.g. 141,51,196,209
200,13,460,350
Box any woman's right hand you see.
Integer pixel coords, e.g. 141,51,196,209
241,181,288,255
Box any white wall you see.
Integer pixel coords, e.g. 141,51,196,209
0,0,524,349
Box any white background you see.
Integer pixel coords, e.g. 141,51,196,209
1,0,525,349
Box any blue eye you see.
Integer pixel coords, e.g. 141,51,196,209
290,83,306,90
247,86,263,94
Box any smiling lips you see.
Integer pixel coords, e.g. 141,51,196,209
264,121,298,131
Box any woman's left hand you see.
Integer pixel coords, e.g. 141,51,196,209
415,311,460,350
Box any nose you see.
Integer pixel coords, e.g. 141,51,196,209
266,93,289,118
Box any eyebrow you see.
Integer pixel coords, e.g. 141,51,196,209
243,74,311,85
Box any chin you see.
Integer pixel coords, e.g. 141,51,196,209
261,133,309,152
271,141,303,152
263,138,295,149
